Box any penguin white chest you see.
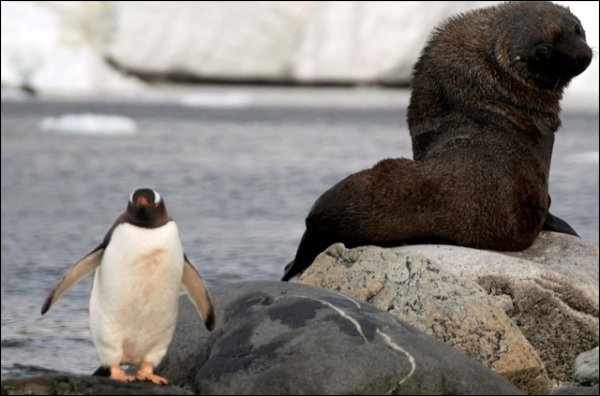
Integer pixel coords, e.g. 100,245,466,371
89,221,184,365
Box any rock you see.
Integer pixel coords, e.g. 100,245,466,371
159,281,521,395
548,347,599,395
0,375,193,395
574,347,599,386
392,232,599,383
297,244,549,394
550,384,599,395
155,290,213,388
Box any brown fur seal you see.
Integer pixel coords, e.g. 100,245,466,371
408,1,588,238
282,1,592,281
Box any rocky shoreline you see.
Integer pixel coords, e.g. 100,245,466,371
2,232,598,395
296,232,599,394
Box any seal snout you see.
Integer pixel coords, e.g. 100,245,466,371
573,48,592,75
556,43,592,78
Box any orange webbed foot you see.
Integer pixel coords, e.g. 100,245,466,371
110,365,135,382
136,361,169,385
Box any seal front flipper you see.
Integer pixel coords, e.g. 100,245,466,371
41,249,103,314
542,195,579,237
543,211,579,237
182,256,216,330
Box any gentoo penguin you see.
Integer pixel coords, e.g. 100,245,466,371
41,188,215,384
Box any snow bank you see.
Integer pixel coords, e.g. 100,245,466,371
1,1,598,108
39,114,137,136
293,1,494,83
105,1,494,84
106,2,313,80
1,1,141,96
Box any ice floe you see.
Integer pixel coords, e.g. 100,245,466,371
38,113,137,136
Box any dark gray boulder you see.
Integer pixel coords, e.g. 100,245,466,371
0,375,193,395
550,384,599,395
550,347,599,395
159,281,521,395
574,347,599,386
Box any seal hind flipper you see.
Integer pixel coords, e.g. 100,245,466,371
283,228,378,281
182,256,216,330
41,249,103,314
282,229,340,281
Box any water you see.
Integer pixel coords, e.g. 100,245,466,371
1,87,598,379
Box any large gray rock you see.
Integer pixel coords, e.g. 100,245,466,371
549,347,599,395
159,281,521,395
574,347,599,386
393,232,599,383
297,244,550,394
550,384,600,395
0,375,193,395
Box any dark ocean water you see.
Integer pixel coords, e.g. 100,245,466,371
1,90,598,378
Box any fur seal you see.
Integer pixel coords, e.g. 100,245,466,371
282,1,592,281
42,188,216,384
408,1,588,238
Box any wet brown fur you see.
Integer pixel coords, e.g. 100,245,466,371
283,2,592,280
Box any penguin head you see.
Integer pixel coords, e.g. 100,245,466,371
126,188,169,227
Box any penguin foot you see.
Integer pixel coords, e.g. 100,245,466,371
136,361,169,385
110,365,135,382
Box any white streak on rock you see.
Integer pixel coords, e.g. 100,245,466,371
333,291,362,309
277,295,367,342
377,328,416,388
276,294,417,389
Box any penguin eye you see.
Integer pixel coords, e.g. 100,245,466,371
153,190,161,205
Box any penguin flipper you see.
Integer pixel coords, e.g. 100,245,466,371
182,256,216,331
41,249,103,314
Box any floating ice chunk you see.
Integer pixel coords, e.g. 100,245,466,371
179,92,253,108
39,113,137,136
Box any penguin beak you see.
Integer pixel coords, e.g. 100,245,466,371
137,197,149,207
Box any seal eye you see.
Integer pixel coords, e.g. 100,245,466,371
534,46,551,62
574,25,582,36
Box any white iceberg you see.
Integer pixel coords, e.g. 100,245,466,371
1,1,597,107
1,1,142,96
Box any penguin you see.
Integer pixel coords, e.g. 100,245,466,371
41,188,215,385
